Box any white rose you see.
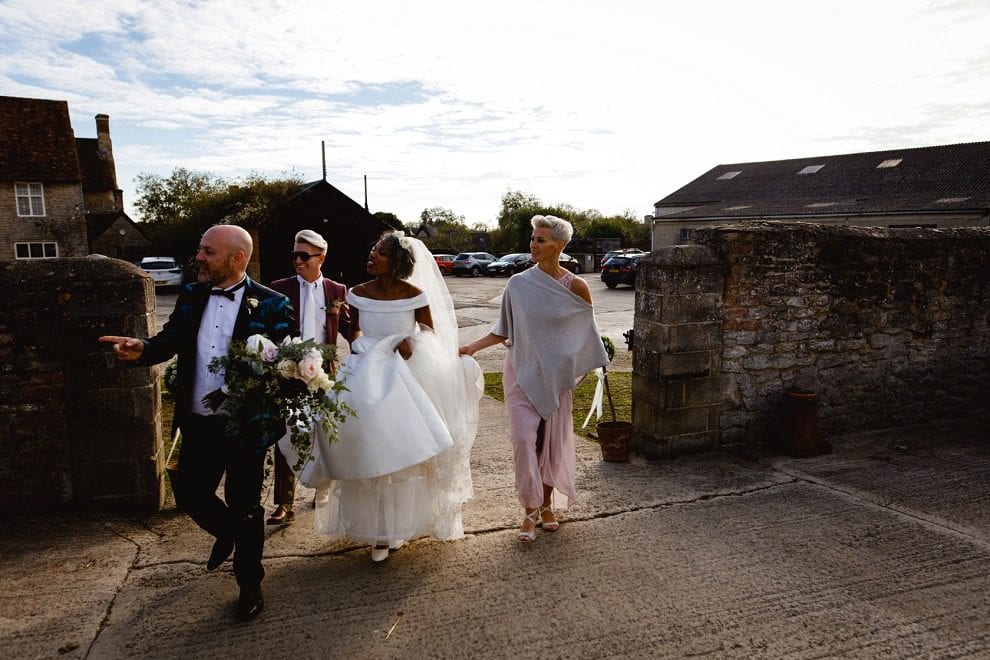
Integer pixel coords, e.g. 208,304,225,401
309,371,333,393
304,348,323,368
245,334,268,355
276,359,298,379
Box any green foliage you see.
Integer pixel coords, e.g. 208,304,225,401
421,206,465,225
484,371,632,440
601,335,616,362
373,211,404,231
584,213,651,245
492,190,648,254
418,206,475,253
134,168,304,262
134,168,225,226
222,175,304,229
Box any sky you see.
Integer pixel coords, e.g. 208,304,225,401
2,0,988,228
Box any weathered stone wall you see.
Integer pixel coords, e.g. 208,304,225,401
0,182,89,258
0,257,163,511
632,223,990,458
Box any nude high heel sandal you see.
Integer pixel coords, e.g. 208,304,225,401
517,509,540,543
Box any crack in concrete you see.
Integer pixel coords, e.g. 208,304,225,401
84,541,140,659
772,464,990,552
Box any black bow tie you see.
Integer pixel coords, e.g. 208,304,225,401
210,279,246,300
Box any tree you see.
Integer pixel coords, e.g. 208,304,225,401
492,190,574,253
415,207,475,253
133,168,304,262
490,190,650,254
420,207,465,225
133,168,225,226
373,211,404,231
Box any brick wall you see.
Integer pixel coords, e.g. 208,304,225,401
0,257,163,510
632,223,990,458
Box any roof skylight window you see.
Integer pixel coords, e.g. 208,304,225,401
725,205,752,210
935,197,970,203
877,159,902,168
806,202,838,208
798,165,824,174
717,171,741,180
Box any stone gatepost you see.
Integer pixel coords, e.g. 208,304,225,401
0,257,163,511
631,245,725,458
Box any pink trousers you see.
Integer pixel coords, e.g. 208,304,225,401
503,356,576,510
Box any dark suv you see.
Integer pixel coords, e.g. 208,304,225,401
601,253,645,288
452,252,497,277
599,248,645,271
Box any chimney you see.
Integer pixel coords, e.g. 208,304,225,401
95,114,118,189
95,114,112,158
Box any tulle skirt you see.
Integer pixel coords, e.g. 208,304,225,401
280,329,482,544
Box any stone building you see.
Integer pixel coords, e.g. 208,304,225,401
0,95,146,262
652,141,990,248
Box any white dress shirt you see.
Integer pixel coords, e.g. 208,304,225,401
191,277,246,415
297,275,326,341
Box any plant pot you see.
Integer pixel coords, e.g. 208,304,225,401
778,390,831,457
597,420,632,462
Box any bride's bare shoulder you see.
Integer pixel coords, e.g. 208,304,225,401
350,281,375,297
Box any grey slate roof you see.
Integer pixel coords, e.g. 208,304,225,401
655,141,990,219
0,96,81,182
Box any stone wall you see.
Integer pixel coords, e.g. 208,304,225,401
632,223,990,458
0,182,89,258
0,257,163,511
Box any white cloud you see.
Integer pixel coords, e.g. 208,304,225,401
1,0,988,226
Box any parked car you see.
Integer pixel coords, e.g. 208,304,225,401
599,248,645,270
486,253,533,276
140,256,184,289
452,252,497,277
559,253,582,274
433,253,455,275
600,253,645,288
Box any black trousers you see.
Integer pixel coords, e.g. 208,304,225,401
174,414,265,590
272,445,296,507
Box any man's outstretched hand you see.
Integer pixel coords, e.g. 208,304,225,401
99,335,145,361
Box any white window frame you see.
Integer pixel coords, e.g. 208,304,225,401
679,228,694,242
14,242,59,260
15,182,46,217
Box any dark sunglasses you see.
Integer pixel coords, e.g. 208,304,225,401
291,251,322,261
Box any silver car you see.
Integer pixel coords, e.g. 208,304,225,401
452,252,497,277
140,256,184,289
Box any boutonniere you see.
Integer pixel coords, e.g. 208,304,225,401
245,296,260,315
322,299,345,315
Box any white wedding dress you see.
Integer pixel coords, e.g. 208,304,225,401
280,241,483,545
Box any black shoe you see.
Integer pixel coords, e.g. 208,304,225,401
237,588,264,621
206,536,234,571
266,505,294,525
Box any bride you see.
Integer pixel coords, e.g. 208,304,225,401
280,232,483,561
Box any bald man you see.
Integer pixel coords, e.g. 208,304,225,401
100,224,296,622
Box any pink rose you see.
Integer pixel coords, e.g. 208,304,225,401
297,355,322,383
260,343,279,363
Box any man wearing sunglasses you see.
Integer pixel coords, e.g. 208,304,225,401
268,229,352,525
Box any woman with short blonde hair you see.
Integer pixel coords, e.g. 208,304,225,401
460,215,608,542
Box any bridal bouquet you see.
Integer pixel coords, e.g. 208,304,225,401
203,334,352,458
